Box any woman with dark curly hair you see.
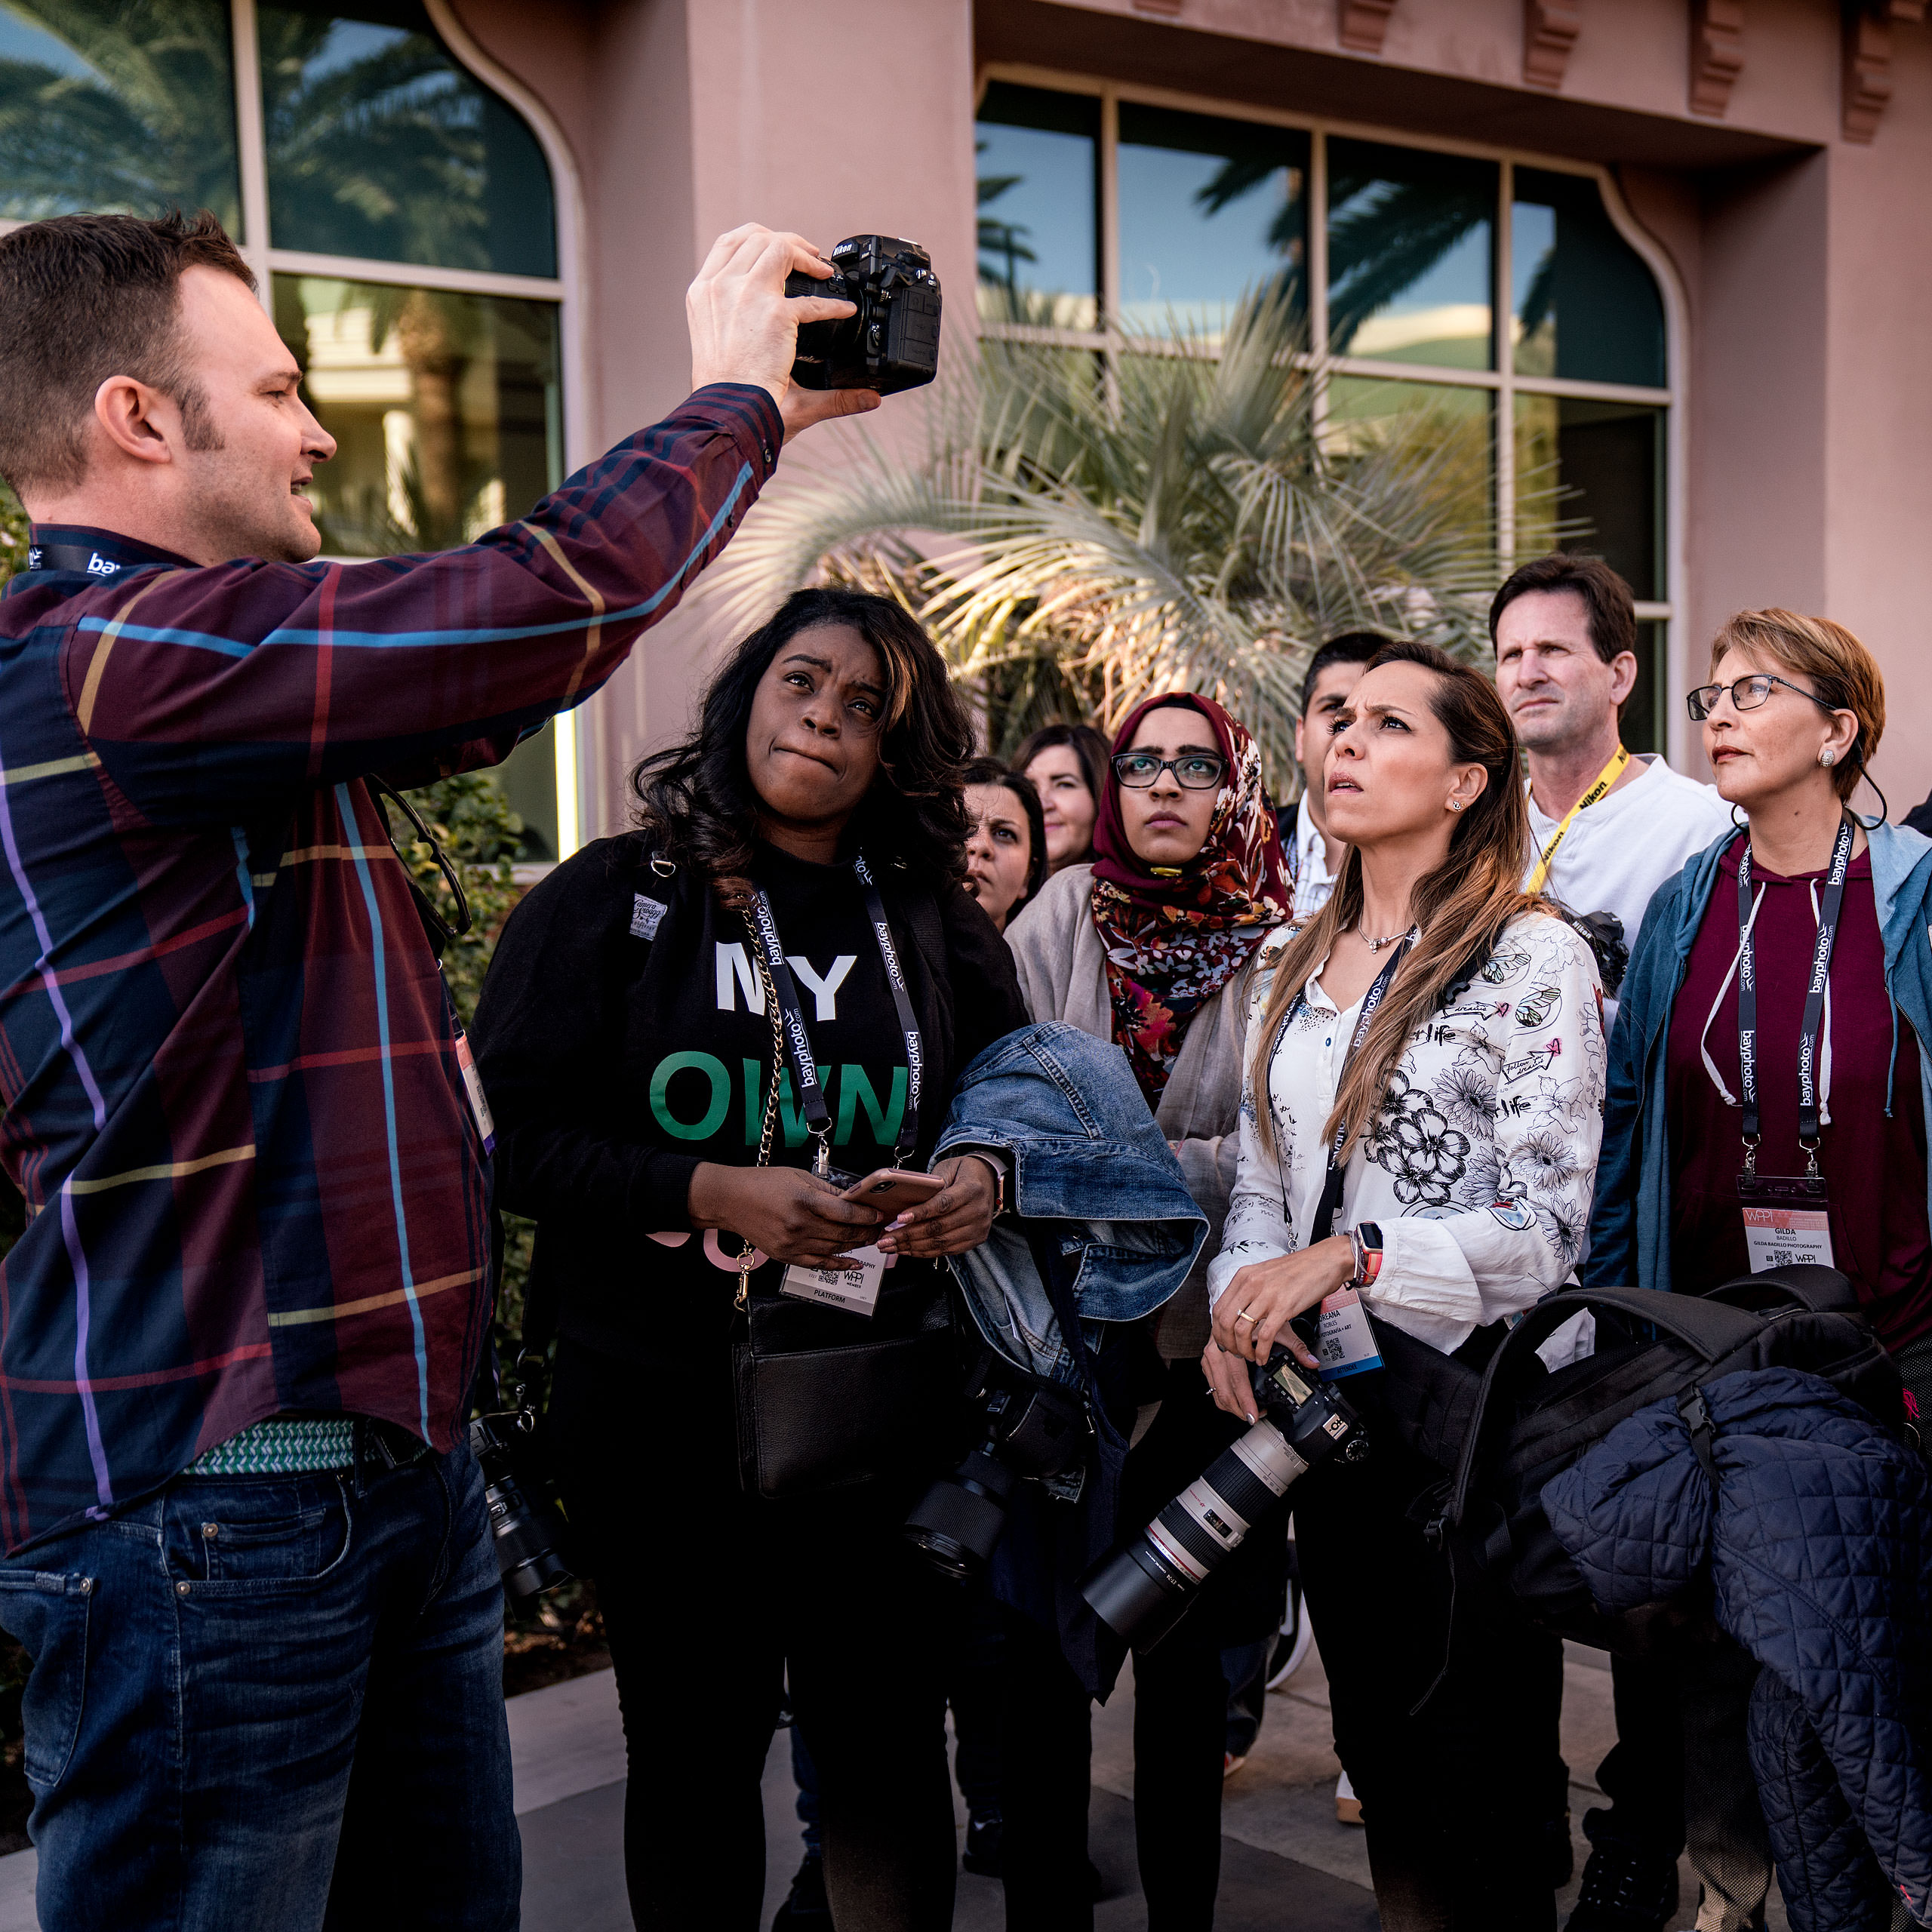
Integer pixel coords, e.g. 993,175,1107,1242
472,588,1026,1931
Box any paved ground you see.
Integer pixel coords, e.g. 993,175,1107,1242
0,1638,1789,1930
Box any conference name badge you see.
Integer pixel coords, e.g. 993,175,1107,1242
781,1245,886,1317
1741,1204,1834,1272
1315,1285,1383,1379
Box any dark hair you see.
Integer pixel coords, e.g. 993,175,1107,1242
0,211,257,497
961,756,1048,912
1300,631,1391,717
1013,722,1110,814
1488,553,1638,669
1252,640,1543,1161
629,589,974,904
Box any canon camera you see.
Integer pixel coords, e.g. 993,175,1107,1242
903,1346,1090,1583
1081,1347,1367,1650
785,235,942,395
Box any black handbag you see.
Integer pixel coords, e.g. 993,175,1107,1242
728,932,961,1500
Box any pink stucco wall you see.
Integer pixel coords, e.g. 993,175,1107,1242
453,0,1932,829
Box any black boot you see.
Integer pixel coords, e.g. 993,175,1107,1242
771,1854,831,1930
1565,1810,1680,1932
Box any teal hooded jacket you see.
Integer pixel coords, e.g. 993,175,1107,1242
1585,816,1932,1291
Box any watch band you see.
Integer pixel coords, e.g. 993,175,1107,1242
963,1150,1006,1218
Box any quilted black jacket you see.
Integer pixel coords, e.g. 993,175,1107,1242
1541,1367,1932,1931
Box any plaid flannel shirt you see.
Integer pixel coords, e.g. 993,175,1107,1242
0,383,783,1550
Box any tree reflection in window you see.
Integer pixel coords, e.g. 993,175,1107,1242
0,1,238,227
259,2,555,277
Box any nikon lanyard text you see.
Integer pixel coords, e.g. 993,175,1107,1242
746,853,922,1174
1526,744,1629,895
1735,816,1854,1177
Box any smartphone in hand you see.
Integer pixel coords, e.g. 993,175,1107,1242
841,1168,946,1215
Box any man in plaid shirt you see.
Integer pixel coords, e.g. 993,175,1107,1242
0,209,875,1929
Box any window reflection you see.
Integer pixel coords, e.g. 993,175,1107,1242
1325,376,1494,547
1115,104,1306,339
0,2,238,228
1513,395,1663,600
1327,140,1495,371
1512,169,1665,386
260,1,555,277
1623,619,1666,757
274,274,560,555
975,82,1098,330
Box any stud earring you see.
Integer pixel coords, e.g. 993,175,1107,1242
1821,749,1837,768
1448,799,1463,811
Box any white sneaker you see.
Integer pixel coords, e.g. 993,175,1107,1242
1335,1770,1362,1826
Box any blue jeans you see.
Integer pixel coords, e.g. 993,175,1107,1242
0,1438,518,1932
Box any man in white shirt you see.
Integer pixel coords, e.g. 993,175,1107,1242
1492,552,1737,1932
1495,554,1733,1026
1290,633,1387,918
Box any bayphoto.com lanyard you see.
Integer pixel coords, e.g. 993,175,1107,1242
1698,817,1854,1177
1264,937,1411,1241
1526,743,1629,894
746,853,922,1173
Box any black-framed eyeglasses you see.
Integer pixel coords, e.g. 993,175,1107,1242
1111,750,1227,790
1686,673,1842,724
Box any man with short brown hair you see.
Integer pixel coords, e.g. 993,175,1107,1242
0,206,875,1930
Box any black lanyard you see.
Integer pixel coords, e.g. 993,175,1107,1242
746,854,922,1170
1271,938,1409,1241
1736,816,1853,1166
19,534,176,581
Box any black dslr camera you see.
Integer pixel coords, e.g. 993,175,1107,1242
784,235,942,395
469,1391,573,1605
1081,1347,1367,1649
903,1346,1090,1582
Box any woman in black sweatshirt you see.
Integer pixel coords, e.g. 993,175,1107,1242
472,589,1025,1932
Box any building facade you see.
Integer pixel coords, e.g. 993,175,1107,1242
3,0,1929,843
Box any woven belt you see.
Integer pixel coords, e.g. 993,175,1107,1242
185,1416,429,1478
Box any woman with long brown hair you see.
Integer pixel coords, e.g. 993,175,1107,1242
1206,641,1606,1931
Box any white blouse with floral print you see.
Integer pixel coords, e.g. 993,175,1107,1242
1206,910,1607,1356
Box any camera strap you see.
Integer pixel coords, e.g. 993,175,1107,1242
1310,938,1411,1243
745,851,921,1171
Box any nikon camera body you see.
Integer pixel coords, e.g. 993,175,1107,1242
785,235,942,394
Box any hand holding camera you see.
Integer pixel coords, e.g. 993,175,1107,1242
1208,1234,1356,1377
685,224,882,442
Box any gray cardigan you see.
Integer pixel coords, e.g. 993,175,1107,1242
1004,863,1259,1360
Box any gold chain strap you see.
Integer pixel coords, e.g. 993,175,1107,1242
735,946,787,1311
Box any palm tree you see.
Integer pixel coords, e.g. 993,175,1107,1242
709,291,1509,792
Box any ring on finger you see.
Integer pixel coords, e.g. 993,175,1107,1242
1233,1306,1257,1327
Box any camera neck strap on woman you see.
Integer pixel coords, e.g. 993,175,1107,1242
1305,938,1412,1244
744,852,923,1175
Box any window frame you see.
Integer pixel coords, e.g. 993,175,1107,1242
0,0,589,860
974,64,1690,763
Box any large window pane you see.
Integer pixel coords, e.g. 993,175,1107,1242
1325,375,1494,550
975,82,1098,331
1513,394,1663,601
1512,168,1665,386
275,274,560,552
1115,103,1306,340
0,2,238,228
1327,140,1495,371
260,2,556,278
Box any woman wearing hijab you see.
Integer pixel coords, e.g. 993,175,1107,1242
1003,692,1291,1931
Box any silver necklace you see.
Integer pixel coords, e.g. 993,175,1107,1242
1357,923,1409,954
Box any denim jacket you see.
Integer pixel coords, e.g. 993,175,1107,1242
932,1021,1208,1381
1585,817,1932,1292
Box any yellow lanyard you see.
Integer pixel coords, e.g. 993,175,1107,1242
1526,744,1629,894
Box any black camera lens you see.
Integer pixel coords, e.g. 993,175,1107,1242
469,1411,574,1604
903,1448,1017,1583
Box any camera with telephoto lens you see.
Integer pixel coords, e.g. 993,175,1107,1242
783,235,942,395
1081,1346,1367,1650
903,1346,1091,1583
469,1400,574,1604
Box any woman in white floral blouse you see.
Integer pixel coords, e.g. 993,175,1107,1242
1204,639,1604,1932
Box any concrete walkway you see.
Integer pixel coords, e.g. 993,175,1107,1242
0,1639,1787,1930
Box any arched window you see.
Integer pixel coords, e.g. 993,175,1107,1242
0,0,572,860
975,77,1677,752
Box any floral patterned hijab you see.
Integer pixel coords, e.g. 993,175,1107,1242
1090,694,1291,1104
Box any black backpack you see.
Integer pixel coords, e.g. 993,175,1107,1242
1376,1265,1906,1653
